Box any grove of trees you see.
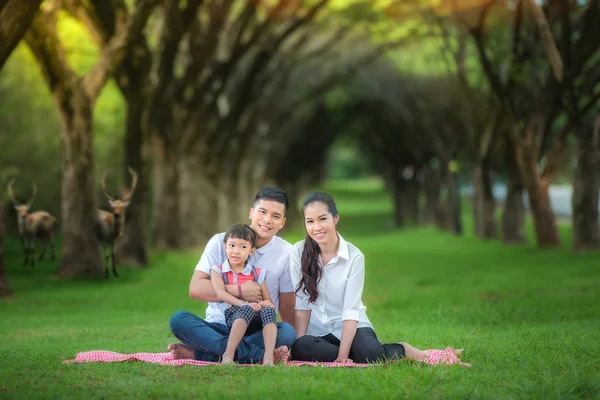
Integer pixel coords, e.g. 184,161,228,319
1,0,599,296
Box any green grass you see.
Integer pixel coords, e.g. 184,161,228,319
1,179,599,399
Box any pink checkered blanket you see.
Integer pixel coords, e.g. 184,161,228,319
62,347,470,368
62,350,372,367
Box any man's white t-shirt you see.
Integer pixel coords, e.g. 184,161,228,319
195,232,294,325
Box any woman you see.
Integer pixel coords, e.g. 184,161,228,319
290,191,469,366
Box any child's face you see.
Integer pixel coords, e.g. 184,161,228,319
224,237,256,267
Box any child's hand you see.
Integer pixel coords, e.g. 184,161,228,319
247,302,262,312
334,358,353,364
259,300,274,309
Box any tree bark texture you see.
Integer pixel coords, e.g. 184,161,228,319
571,118,600,251
0,198,12,297
151,135,181,249
472,161,498,239
0,0,43,70
56,86,103,278
501,146,528,244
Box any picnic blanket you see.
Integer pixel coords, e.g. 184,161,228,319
62,347,470,368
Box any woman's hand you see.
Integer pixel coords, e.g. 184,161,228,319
259,300,275,309
334,357,353,364
246,302,262,312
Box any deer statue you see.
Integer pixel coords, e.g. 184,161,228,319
97,167,138,279
7,179,57,267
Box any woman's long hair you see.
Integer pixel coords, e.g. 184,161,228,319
296,192,338,303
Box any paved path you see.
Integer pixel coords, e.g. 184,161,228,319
461,184,600,217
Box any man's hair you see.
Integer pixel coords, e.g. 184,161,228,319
224,224,257,248
253,187,289,212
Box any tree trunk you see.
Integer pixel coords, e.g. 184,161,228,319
115,95,148,265
178,153,218,247
403,173,420,225
571,119,600,251
56,88,103,279
0,198,12,297
216,175,240,232
422,166,441,225
152,135,181,249
390,171,406,227
115,42,151,266
526,180,559,247
472,161,498,239
502,144,527,244
445,166,463,235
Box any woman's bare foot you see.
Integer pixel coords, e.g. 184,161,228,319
273,346,289,364
221,352,235,364
168,343,194,360
398,342,429,362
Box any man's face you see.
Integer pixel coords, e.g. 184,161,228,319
249,199,287,242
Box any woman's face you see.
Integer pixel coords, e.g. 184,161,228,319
303,201,339,246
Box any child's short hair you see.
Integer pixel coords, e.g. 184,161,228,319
223,224,257,248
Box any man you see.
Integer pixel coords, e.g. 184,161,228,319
168,187,296,364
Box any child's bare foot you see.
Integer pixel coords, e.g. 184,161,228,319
273,346,289,364
168,343,194,360
221,352,235,364
262,356,274,366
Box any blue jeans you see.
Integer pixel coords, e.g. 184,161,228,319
170,310,296,364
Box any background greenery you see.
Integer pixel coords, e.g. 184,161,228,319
1,179,598,399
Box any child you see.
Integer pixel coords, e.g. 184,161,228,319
210,224,279,365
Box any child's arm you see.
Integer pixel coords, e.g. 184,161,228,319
258,282,275,308
210,269,247,307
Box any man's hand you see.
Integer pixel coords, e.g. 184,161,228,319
258,300,275,309
240,281,263,302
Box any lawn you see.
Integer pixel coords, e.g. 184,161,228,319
1,179,599,399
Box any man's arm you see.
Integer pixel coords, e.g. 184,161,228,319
189,270,263,303
278,291,295,325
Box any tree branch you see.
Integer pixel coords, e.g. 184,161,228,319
0,0,44,70
25,1,75,92
83,0,158,102
526,0,563,82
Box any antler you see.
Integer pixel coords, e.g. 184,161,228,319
7,179,19,205
27,182,37,206
122,167,138,202
101,171,116,201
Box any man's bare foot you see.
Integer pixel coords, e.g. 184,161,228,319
273,346,289,364
168,343,194,360
221,353,235,364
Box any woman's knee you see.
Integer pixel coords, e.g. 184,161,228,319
291,335,319,360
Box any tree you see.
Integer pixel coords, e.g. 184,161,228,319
464,0,568,248
63,0,154,265
25,0,156,278
0,0,43,70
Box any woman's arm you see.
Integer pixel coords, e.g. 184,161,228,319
294,310,311,338
336,320,358,362
337,253,366,362
210,270,246,307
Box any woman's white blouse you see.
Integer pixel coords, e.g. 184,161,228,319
290,233,373,340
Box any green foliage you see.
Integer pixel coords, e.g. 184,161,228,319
326,137,373,179
1,179,599,399
0,10,126,230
